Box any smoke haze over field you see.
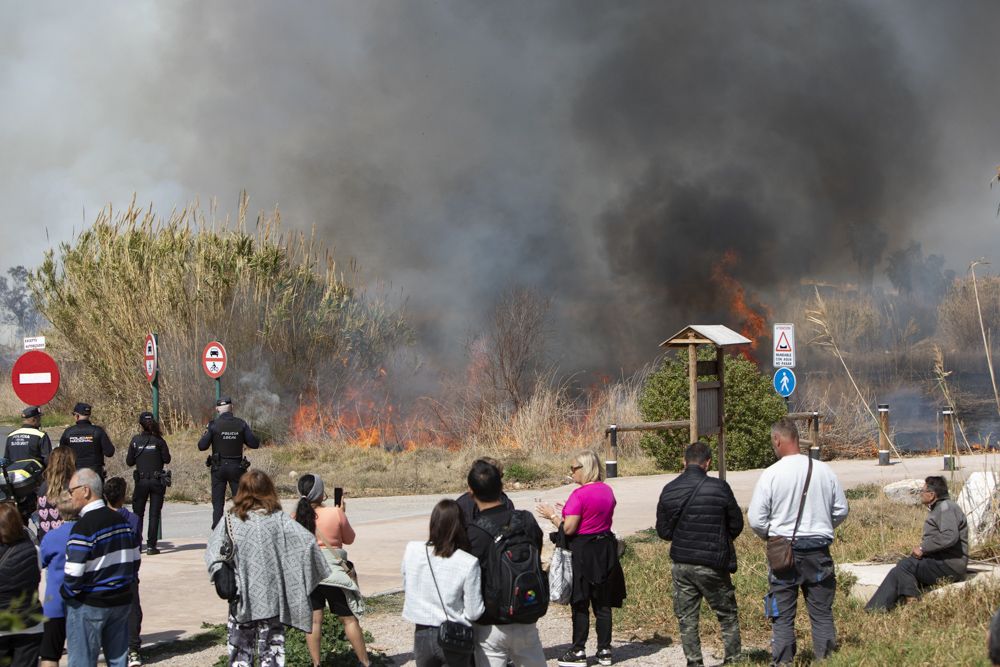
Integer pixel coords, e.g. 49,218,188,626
2,2,999,376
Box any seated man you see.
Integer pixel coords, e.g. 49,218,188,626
866,476,968,612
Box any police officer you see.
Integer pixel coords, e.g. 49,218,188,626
59,402,115,476
197,397,259,528
3,405,52,466
126,411,171,555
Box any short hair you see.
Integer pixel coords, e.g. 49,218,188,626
428,499,469,558
572,449,604,483
231,469,281,520
56,493,79,521
684,442,712,465
467,460,502,502
771,417,799,443
104,477,127,506
0,503,25,544
475,457,503,477
73,468,103,498
925,476,949,499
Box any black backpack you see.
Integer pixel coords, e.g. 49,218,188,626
472,509,549,624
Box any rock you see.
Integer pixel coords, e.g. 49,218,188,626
882,479,924,505
957,471,1000,546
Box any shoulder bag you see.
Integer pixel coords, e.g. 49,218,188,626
212,513,239,601
425,545,475,654
766,455,813,575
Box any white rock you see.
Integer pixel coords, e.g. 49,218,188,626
882,479,925,505
957,471,1000,546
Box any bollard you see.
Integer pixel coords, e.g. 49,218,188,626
606,425,618,479
877,404,891,466
809,411,821,460
942,408,956,471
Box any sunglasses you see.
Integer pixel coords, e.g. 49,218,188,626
570,465,583,472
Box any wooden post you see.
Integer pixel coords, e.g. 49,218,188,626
942,408,956,471
877,404,890,465
716,345,727,481
688,339,698,446
809,411,820,460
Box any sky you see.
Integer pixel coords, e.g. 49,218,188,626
2,1,998,376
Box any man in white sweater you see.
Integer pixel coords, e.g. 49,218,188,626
748,417,849,665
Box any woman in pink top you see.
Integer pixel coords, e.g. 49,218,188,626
294,474,369,667
537,450,626,667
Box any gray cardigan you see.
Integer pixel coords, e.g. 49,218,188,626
920,497,968,576
206,510,331,632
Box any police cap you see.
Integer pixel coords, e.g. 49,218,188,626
139,411,155,424
21,406,42,419
72,402,92,416
216,397,233,407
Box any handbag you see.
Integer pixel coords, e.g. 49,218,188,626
766,455,813,575
212,513,239,601
425,545,475,655
549,527,573,605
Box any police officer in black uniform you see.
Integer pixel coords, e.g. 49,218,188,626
197,397,259,528
126,411,171,555
3,406,52,467
59,402,115,476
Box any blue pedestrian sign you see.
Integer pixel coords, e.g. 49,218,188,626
773,368,796,398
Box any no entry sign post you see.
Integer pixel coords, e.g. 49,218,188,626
202,341,227,401
11,350,61,406
144,332,160,421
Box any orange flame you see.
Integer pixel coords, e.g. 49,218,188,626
711,250,771,357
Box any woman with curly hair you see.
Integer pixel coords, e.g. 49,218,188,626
35,447,76,540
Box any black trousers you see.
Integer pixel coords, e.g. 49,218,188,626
0,633,42,667
132,478,165,547
865,556,961,612
571,595,612,652
211,464,245,528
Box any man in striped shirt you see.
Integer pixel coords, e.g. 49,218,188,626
62,468,139,667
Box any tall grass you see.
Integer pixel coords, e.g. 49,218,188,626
30,195,410,433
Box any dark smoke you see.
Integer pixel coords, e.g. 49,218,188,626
2,1,996,381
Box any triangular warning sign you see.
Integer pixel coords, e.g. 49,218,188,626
775,331,792,352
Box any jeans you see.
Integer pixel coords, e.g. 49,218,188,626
129,579,143,652
473,624,546,667
65,600,130,667
767,547,837,665
571,596,612,652
413,624,470,667
671,563,741,666
865,556,961,612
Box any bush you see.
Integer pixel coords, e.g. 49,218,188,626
638,351,786,471
30,196,411,432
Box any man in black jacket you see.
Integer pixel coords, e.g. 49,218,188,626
656,442,743,667
197,397,259,528
59,402,115,477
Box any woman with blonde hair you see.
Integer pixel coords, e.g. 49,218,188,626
206,469,330,667
35,446,76,540
537,450,626,667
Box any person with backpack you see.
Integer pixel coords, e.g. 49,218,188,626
466,460,548,667
537,450,625,667
656,442,744,666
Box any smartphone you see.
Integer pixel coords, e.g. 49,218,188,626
334,487,344,507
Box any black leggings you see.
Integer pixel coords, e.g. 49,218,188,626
132,478,165,547
571,595,612,652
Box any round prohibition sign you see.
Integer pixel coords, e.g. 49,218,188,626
202,341,227,379
12,350,61,405
143,333,158,383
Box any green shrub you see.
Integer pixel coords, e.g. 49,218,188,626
504,461,542,484
638,351,786,471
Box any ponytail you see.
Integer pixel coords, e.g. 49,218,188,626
295,474,318,535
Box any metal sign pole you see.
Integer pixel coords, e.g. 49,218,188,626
215,378,221,402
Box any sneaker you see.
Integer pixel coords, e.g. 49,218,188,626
128,651,143,667
597,648,613,666
146,546,160,556
557,649,587,666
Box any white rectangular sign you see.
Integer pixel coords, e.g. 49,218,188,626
23,336,46,350
773,323,795,368
19,372,52,384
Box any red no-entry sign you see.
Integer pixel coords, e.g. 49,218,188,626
143,333,158,383
202,341,227,379
11,351,60,405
